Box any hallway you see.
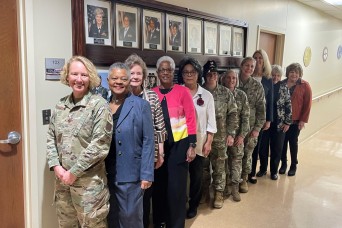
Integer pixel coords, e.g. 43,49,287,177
186,116,342,228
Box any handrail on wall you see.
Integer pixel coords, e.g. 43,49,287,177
312,86,342,102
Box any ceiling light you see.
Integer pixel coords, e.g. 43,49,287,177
324,0,342,5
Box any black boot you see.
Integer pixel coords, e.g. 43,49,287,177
279,163,287,175
288,165,297,176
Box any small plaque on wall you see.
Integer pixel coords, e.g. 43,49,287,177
45,58,65,80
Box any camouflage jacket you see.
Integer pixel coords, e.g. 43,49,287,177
46,91,113,177
232,88,250,138
238,77,266,132
274,81,292,129
204,83,238,141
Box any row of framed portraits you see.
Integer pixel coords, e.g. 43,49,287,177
84,0,244,56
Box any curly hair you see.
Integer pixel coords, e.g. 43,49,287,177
285,63,303,78
124,54,148,80
60,56,100,90
177,56,202,84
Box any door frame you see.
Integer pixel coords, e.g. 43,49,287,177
256,25,285,66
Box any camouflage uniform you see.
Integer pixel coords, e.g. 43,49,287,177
226,88,250,185
238,77,266,177
91,85,109,100
202,84,238,192
46,92,113,228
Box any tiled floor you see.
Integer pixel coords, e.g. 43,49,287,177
185,116,342,228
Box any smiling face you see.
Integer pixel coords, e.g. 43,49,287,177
288,70,300,84
182,64,198,87
223,71,237,90
253,52,264,72
157,61,174,88
272,72,282,84
241,59,255,78
108,68,130,96
67,61,90,99
95,14,103,26
129,64,144,88
123,16,130,28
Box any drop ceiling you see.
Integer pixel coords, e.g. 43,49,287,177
296,0,342,20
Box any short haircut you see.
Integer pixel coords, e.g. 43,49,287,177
108,62,131,79
271,64,283,77
94,8,104,17
240,56,256,68
60,55,100,90
177,56,202,84
125,54,148,80
221,69,239,87
285,63,303,78
156,56,175,71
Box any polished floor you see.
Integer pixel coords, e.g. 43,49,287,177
185,116,342,228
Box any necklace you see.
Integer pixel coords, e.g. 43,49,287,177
112,96,126,104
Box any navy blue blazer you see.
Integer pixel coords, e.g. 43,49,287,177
108,94,154,183
261,77,274,122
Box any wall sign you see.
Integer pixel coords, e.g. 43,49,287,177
45,58,65,80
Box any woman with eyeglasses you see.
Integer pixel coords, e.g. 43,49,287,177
177,57,217,218
152,56,197,228
105,62,155,228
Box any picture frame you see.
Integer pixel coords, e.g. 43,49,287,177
144,72,160,89
219,24,232,56
84,0,112,45
143,9,163,50
204,21,218,55
186,18,202,54
166,14,184,52
115,4,139,48
232,27,244,57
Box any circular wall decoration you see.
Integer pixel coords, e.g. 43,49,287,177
337,45,342,60
303,47,312,67
322,47,328,62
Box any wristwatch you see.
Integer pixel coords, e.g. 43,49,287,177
190,143,196,148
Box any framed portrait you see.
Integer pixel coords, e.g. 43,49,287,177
84,0,112,45
166,14,184,52
186,18,202,54
219,25,232,56
144,72,160,89
204,21,218,55
232,27,244,57
143,10,163,50
115,4,139,48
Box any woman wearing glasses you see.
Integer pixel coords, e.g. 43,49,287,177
178,57,217,218
152,56,197,228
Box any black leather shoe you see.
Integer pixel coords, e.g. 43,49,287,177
154,222,166,228
271,174,278,180
279,164,287,174
288,166,297,176
256,170,267,177
186,207,197,219
248,175,257,184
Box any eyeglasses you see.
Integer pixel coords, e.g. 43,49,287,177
182,71,197,77
157,68,172,74
197,94,204,106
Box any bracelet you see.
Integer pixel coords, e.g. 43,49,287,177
159,153,165,157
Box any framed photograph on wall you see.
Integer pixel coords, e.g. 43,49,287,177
115,4,139,48
219,25,231,56
166,14,184,52
232,27,244,57
143,10,163,50
84,0,112,45
204,21,218,55
187,18,202,54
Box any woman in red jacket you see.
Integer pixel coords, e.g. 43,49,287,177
280,63,312,176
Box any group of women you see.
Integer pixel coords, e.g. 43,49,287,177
46,49,312,228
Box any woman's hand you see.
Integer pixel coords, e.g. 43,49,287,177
263,121,271,131
53,165,66,180
155,154,164,169
186,147,196,162
282,124,290,132
61,170,77,185
250,130,259,138
226,135,234,147
298,121,305,130
234,135,244,146
141,180,152,190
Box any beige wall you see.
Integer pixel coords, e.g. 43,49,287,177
22,0,342,227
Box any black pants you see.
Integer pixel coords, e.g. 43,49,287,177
143,183,153,228
152,140,188,228
269,124,286,175
188,155,204,210
251,129,270,176
281,123,301,167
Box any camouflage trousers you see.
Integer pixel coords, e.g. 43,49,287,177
202,141,227,192
241,133,258,177
225,144,244,185
54,170,110,228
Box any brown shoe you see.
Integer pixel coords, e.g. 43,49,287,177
231,184,241,202
239,175,249,193
213,191,224,209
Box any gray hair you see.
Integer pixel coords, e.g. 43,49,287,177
108,62,131,79
271,65,283,76
125,54,148,80
156,56,175,71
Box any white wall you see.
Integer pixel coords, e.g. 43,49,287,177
22,0,342,227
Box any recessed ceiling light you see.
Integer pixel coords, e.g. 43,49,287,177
324,0,342,5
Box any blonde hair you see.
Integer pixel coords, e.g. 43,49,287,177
60,56,100,90
253,49,272,78
221,69,239,87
